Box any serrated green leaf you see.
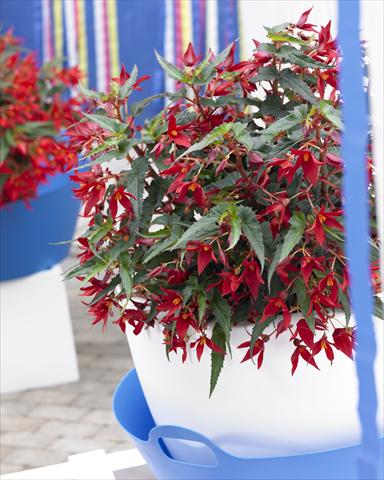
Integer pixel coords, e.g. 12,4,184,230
279,69,318,104
79,84,104,99
155,50,185,81
77,261,109,290
339,289,351,325
279,212,306,262
263,105,308,136
275,45,333,69
89,220,113,245
374,297,383,320
172,216,219,250
196,43,235,83
263,22,290,34
177,123,231,160
209,323,226,397
130,94,165,116
143,225,183,263
0,137,10,162
211,292,232,353
226,204,241,250
267,32,308,46
249,317,274,362
268,243,283,290
318,100,342,130
119,252,132,299
122,156,148,225
197,291,207,323
119,65,138,99
231,123,254,151
82,112,122,133
294,278,315,332
238,206,265,270
249,66,279,83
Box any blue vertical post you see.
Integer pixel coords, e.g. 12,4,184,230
338,1,380,479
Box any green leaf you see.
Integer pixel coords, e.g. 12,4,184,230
89,220,113,245
294,278,315,331
268,243,283,290
0,137,10,162
279,69,318,104
226,204,241,250
119,252,133,299
238,206,265,270
339,289,351,325
79,84,104,99
77,260,109,289
141,174,168,225
374,297,383,320
231,123,254,151
249,66,279,83
318,100,342,130
119,65,138,99
267,32,308,46
196,43,235,83
263,22,290,34
209,323,226,397
155,50,185,81
279,212,306,262
210,292,232,352
197,291,207,323
262,105,308,136
82,112,122,133
122,156,148,228
274,45,333,69
143,225,183,263
172,216,219,250
130,94,165,117
177,123,231,160
249,317,275,361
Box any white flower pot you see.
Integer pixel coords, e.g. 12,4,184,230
126,314,383,464
1,265,79,394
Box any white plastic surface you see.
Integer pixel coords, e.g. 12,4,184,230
127,315,384,463
0,449,147,480
0,265,79,394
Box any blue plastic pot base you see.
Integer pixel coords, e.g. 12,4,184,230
0,172,79,281
113,369,384,480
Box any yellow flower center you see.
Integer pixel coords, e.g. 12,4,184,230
170,129,178,137
188,183,197,192
172,297,181,306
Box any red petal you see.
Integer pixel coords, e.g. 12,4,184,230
174,133,191,148
197,246,212,275
297,318,314,348
297,7,313,28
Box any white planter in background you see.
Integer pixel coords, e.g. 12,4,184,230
126,314,383,464
1,265,79,394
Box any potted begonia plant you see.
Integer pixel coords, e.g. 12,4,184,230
0,32,81,280
67,10,383,462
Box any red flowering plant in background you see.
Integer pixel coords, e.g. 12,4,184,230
0,32,81,206
66,9,382,395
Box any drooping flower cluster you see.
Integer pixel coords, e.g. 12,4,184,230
0,32,81,206
67,9,382,394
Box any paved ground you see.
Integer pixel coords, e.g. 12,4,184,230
0,256,135,475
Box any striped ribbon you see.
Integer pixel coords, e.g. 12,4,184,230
93,0,120,91
42,0,240,95
218,0,239,62
338,1,380,479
